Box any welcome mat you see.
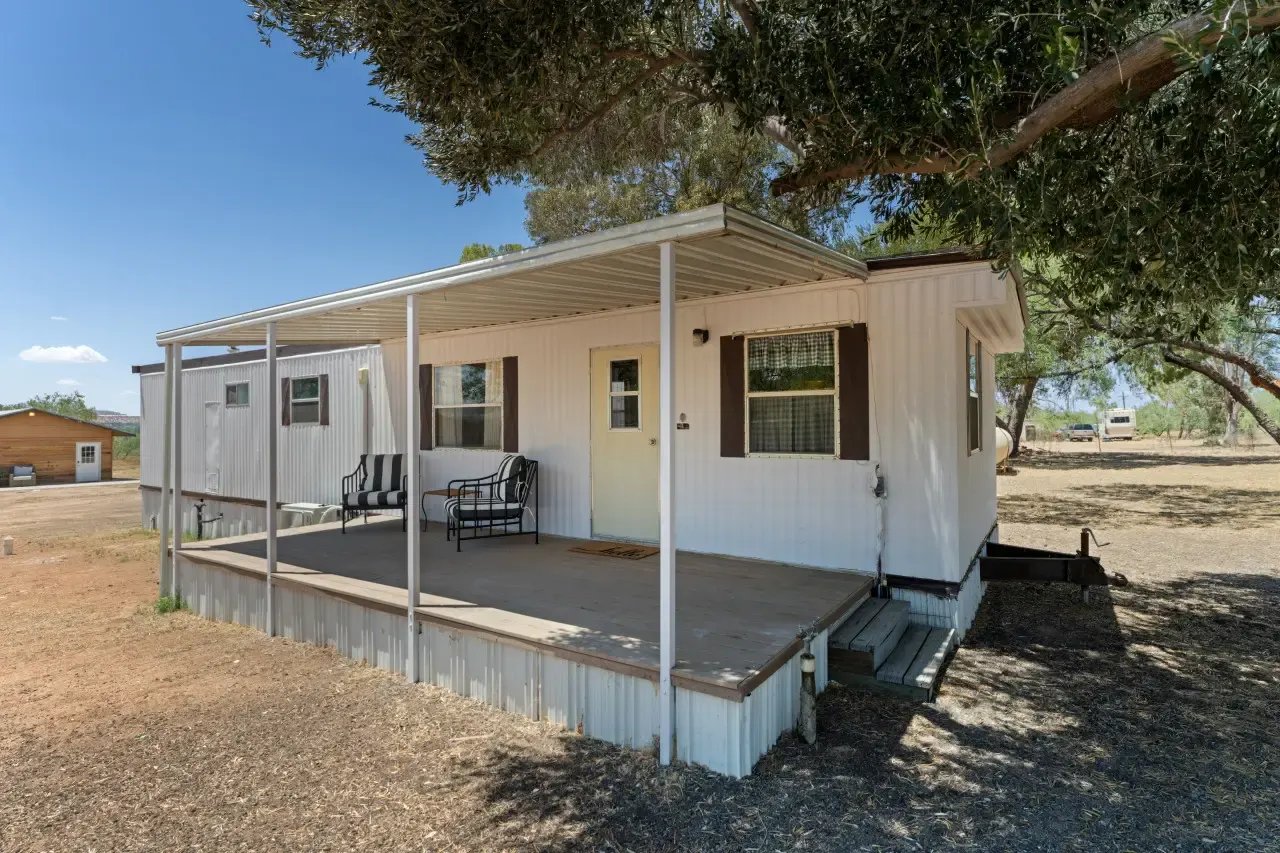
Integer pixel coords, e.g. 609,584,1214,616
568,541,660,560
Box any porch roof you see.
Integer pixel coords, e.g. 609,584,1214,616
156,204,868,347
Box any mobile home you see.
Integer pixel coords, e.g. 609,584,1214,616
137,205,1026,776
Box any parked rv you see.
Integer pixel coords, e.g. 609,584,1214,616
1103,408,1137,440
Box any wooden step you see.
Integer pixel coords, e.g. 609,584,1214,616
828,598,910,674
829,623,957,702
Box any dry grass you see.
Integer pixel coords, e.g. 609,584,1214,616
1,453,1278,851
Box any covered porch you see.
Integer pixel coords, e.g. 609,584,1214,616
152,203,871,773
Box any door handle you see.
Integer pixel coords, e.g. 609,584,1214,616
649,438,657,446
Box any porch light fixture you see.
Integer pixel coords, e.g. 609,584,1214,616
692,328,709,346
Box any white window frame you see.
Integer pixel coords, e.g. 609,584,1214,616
607,356,643,432
432,360,504,451
743,327,840,459
79,444,97,464
290,375,322,425
225,382,250,407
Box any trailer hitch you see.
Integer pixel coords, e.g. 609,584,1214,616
981,527,1127,603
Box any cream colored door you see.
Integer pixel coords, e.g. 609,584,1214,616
590,345,659,541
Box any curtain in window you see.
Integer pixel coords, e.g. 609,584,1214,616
434,362,503,449
748,332,835,392
749,396,835,454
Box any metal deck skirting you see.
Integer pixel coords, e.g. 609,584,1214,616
173,531,866,777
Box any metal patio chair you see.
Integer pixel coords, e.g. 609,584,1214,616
438,454,538,551
341,453,407,533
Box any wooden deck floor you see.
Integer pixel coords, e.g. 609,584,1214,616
184,519,872,698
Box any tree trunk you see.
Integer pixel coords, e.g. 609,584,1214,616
1223,397,1240,446
1008,377,1038,456
1163,349,1280,445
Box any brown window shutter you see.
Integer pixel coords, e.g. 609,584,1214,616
280,377,292,426
419,363,433,450
838,324,870,460
720,335,745,457
502,356,518,453
318,374,330,426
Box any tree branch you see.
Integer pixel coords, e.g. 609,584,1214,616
1163,347,1280,443
1169,338,1280,398
729,0,760,40
771,3,1280,194
534,55,685,157
761,115,802,156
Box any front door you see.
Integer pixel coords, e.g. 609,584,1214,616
75,442,101,483
590,345,659,541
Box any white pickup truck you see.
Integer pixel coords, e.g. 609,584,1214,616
1066,423,1098,442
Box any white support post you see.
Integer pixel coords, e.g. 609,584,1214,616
170,344,183,598
265,323,279,637
157,345,174,597
405,295,422,683
658,241,677,765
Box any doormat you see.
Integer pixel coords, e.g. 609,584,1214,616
568,541,659,560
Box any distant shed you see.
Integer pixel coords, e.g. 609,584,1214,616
0,408,131,485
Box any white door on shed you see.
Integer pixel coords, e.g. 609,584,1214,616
204,401,222,493
74,441,101,483
590,345,659,542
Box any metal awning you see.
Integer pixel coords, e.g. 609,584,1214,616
156,204,867,346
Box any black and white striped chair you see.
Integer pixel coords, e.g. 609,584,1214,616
439,455,538,551
341,453,408,533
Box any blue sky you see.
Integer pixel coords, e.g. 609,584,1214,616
1,1,528,414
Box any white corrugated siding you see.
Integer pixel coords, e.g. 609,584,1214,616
890,566,986,641
954,321,998,571
145,264,1011,576
866,273,961,582
408,281,877,570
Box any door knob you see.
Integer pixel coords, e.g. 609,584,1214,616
649,438,657,446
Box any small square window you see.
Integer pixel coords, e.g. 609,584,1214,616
290,376,322,425
225,382,249,406
608,358,641,430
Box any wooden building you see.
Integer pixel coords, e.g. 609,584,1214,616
0,408,130,485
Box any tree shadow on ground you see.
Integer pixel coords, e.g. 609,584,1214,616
1013,450,1278,472
461,571,1280,851
1000,483,1280,528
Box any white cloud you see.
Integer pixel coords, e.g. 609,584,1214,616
18,345,108,364
56,378,80,386
50,315,68,321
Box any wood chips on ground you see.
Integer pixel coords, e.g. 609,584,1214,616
2,448,1278,851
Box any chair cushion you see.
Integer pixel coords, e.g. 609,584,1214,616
445,497,525,522
13,466,34,477
359,453,404,492
344,490,406,509
501,455,526,502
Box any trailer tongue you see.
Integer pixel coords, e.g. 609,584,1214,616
979,528,1128,602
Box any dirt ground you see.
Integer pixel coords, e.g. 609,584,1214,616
2,450,1278,852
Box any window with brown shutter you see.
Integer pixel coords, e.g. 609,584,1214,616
722,325,869,460
285,375,327,425
502,356,518,452
719,335,745,457
419,363,433,450
837,324,870,460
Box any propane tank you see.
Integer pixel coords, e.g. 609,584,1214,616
995,427,1013,465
